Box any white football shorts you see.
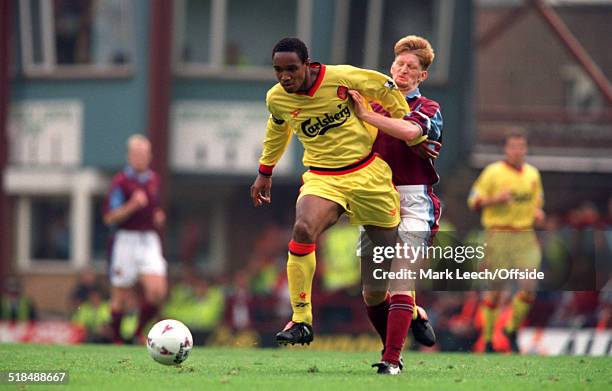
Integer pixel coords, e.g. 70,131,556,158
396,185,441,246
110,230,167,287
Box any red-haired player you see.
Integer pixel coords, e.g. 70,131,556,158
350,35,443,373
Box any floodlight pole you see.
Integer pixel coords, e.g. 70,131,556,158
477,4,529,50
531,0,612,106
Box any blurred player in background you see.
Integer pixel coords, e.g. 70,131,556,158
349,34,442,361
250,37,423,375
468,130,545,353
103,134,167,344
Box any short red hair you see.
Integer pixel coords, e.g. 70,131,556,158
394,35,435,70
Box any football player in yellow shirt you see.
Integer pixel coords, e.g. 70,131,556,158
468,129,545,353
250,37,423,374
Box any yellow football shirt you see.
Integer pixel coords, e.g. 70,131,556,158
468,161,544,229
259,63,411,169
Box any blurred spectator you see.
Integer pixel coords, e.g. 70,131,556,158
272,273,291,320
178,219,209,270
579,201,601,228
0,276,37,322
164,274,224,332
447,292,479,338
565,202,601,290
248,255,281,295
71,288,111,343
70,267,104,310
423,292,478,352
315,218,362,333
251,223,289,260
225,272,252,331
597,279,612,330
166,266,198,308
318,218,360,292
548,291,600,328
540,214,571,289
247,223,288,295
190,278,225,330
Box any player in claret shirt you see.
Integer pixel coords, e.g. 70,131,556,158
103,135,167,344
349,35,442,372
250,37,424,375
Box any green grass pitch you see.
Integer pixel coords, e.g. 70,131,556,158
1,344,610,390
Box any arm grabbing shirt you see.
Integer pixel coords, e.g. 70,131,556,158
371,90,443,185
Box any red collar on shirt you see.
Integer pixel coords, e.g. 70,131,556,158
297,63,326,97
503,160,524,172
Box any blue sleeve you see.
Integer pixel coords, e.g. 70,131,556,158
428,109,443,142
405,101,443,141
109,187,125,210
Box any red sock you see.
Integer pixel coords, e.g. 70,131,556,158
110,310,124,342
366,295,390,346
134,302,159,337
382,294,414,365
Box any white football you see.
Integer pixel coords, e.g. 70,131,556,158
146,319,193,365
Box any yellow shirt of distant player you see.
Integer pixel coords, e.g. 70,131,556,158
260,64,410,169
469,161,544,229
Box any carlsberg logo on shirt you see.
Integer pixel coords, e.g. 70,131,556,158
301,104,351,137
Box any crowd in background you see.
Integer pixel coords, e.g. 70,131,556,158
2,198,611,350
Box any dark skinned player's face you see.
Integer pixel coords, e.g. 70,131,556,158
272,52,309,93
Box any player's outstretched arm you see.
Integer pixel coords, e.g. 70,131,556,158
469,189,513,211
348,90,422,143
250,174,272,207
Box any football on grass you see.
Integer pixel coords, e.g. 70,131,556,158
146,319,193,365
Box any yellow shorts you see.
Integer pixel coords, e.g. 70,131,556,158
298,153,400,228
484,229,542,269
